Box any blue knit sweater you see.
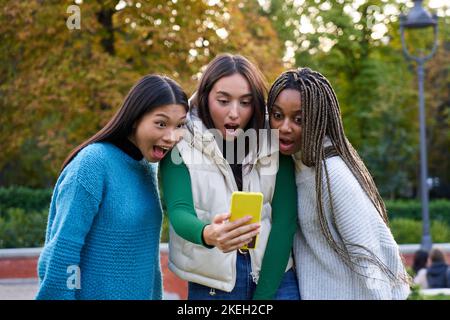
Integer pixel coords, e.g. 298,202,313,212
36,142,163,300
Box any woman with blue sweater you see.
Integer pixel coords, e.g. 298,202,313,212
36,75,188,300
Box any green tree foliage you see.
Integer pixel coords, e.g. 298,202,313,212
0,1,140,186
264,0,449,198
0,0,283,187
0,1,448,198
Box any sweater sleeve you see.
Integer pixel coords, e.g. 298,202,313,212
152,261,163,300
36,154,104,300
160,148,211,247
253,154,298,300
326,157,409,299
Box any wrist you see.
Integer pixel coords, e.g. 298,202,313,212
201,224,215,248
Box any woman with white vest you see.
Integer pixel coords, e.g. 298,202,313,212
257,67,411,299
160,54,300,300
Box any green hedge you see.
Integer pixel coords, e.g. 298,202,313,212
2,187,449,220
0,187,449,248
0,208,48,248
386,199,450,225
0,186,52,217
7,210,450,247
0,186,170,248
390,218,450,244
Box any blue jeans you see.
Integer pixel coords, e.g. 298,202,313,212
188,252,300,300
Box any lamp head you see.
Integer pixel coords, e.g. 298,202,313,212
400,0,437,29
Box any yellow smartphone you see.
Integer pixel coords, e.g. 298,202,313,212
229,191,263,249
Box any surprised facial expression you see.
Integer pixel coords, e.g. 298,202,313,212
208,73,254,141
269,89,302,155
129,104,187,162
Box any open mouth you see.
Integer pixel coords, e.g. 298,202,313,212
279,138,294,150
224,123,240,136
153,145,171,159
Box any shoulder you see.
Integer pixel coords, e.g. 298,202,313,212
323,156,361,192
63,143,114,186
77,142,117,162
413,268,428,287
417,268,428,276
321,156,378,216
75,142,113,161
55,143,115,203
72,143,119,172
323,156,351,176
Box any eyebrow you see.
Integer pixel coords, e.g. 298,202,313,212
272,104,282,110
272,104,301,113
154,113,170,119
154,113,187,122
216,91,252,99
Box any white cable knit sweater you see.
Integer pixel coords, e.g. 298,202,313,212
292,147,411,300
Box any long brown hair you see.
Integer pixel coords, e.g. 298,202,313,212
61,74,188,171
268,68,407,282
193,53,267,139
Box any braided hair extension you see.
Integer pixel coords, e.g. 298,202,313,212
268,68,409,284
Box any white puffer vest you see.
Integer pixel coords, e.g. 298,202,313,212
168,109,293,292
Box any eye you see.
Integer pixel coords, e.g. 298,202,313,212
272,111,282,120
156,121,166,128
176,123,186,129
295,116,302,124
218,99,229,105
241,100,252,107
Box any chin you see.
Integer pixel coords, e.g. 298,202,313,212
280,150,294,156
145,155,157,163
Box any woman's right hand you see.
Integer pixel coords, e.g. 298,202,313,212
202,213,260,253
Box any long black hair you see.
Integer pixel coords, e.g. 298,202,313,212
61,74,188,171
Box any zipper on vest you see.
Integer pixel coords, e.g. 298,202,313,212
250,271,259,284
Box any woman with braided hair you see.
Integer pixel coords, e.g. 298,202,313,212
253,67,410,300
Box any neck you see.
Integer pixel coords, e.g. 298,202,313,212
114,137,143,161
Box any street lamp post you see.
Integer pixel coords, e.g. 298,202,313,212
400,0,438,252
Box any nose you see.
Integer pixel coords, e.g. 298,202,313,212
228,102,239,120
162,129,179,145
279,119,293,134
